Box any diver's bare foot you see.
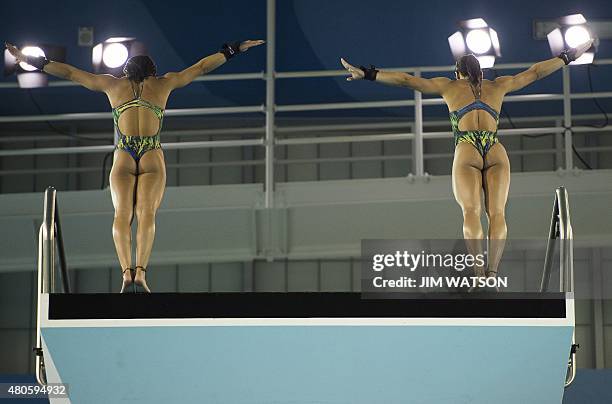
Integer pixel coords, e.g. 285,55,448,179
120,268,134,293
134,266,151,293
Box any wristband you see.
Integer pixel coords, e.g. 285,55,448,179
359,65,378,81
558,49,576,65
24,55,50,70
220,41,241,60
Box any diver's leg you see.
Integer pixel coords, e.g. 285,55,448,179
109,150,137,290
483,142,511,276
452,142,486,277
133,149,166,292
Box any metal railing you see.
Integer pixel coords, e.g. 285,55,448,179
1,55,611,198
0,0,611,200
1,60,611,197
539,186,576,387
34,186,71,386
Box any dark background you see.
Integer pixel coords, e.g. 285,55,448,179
0,0,610,118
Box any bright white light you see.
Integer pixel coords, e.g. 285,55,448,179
476,55,495,69
572,52,594,65
19,46,45,71
562,14,587,26
547,28,565,55
565,25,591,48
106,37,133,43
466,30,492,54
464,18,488,29
17,72,48,88
489,28,500,54
448,31,466,59
102,43,128,68
92,43,102,66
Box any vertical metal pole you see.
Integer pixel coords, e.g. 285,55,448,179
413,70,424,176
43,188,57,293
540,195,558,293
35,226,47,386
54,201,70,293
265,0,276,208
556,187,573,293
591,248,605,369
554,118,563,169
562,67,573,170
35,187,56,386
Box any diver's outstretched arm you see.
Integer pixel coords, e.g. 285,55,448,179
340,57,451,95
163,40,265,90
5,42,116,92
495,39,593,93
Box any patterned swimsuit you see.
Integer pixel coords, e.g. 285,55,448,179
449,99,500,158
113,97,164,162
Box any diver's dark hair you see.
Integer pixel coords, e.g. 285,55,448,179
456,54,482,97
123,55,156,83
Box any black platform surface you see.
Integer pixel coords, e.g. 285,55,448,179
48,292,567,320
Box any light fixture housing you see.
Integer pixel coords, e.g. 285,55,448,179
546,14,598,65
448,18,501,69
3,44,66,88
92,37,147,76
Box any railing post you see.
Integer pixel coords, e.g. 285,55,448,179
559,185,576,388
265,0,276,208
54,200,71,293
555,118,563,170
35,186,57,386
557,187,573,293
42,188,56,293
413,70,424,176
562,67,573,170
540,194,559,292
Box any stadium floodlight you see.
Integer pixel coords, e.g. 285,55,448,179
92,37,147,75
547,14,598,65
448,18,501,68
3,43,65,88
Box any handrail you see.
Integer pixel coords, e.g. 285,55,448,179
55,198,70,293
0,60,610,180
34,186,71,386
539,186,576,388
0,105,265,124
557,186,576,388
540,186,574,293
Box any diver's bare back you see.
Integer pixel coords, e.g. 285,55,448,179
107,76,172,137
441,79,506,132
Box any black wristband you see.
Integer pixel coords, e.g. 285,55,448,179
558,49,577,65
359,65,378,81
24,55,50,70
220,41,241,60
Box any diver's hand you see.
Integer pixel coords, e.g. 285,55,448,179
5,42,25,63
239,40,265,52
340,58,364,81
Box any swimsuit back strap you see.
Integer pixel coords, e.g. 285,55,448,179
449,101,500,135
112,98,165,129
453,100,499,122
455,100,499,121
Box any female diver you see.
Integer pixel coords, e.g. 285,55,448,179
340,40,592,282
6,40,264,293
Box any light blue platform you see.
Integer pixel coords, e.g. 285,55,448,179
41,302,574,404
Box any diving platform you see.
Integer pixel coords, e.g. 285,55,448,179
39,292,574,404
33,187,577,403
